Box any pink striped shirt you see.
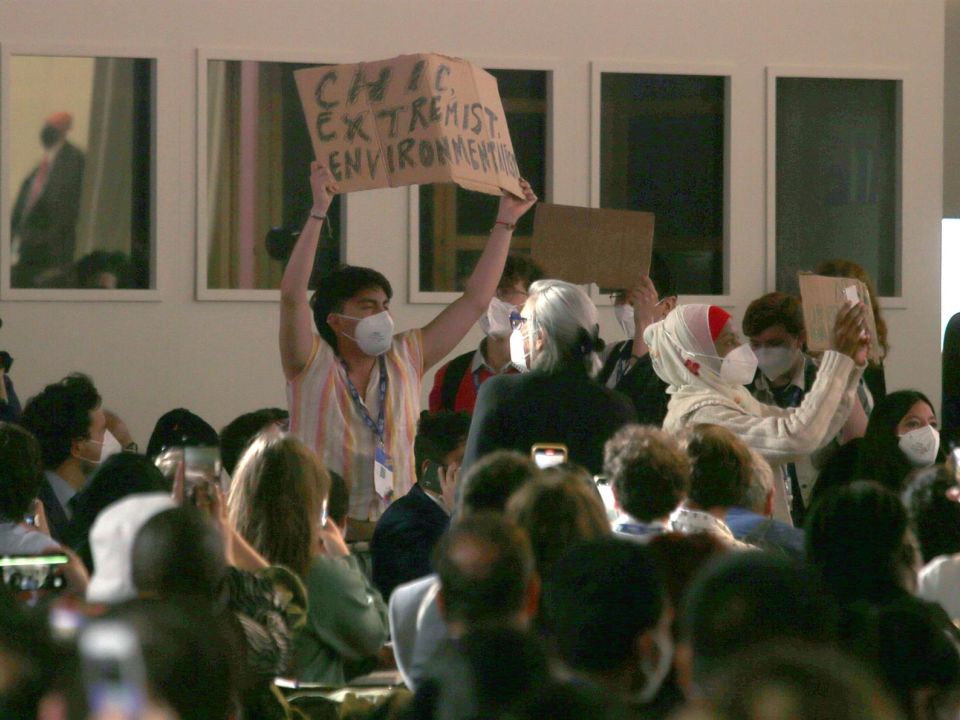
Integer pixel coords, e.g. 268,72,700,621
287,330,424,521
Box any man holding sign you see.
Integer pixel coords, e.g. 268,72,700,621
281,162,536,537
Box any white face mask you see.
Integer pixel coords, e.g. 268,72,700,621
339,311,394,356
77,429,122,467
479,297,516,338
720,344,759,385
509,327,530,371
614,304,635,338
755,346,799,382
634,627,674,704
898,425,940,467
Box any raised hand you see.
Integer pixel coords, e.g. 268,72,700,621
831,302,871,365
496,178,538,225
310,161,340,216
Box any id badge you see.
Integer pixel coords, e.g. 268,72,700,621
374,444,394,500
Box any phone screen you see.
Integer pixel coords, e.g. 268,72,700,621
184,446,222,503
81,621,147,719
532,444,568,469
1,554,69,602
420,461,444,495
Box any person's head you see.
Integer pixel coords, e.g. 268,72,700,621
40,111,72,148
806,480,919,605
505,466,610,579
816,259,888,359
902,465,960,564
604,425,690,522
145,408,219,461
433,512,538,636
685,424,753,510
742,292,806,383
859,390,940,493
414,410,471,483
218,407,289,477
516,279,603,375
677,551,840,698
132,506,227,602
541,537,671,702
310,265,393,354
20,373,105,472
227,433,329,578
480,255,545,338
86,493,177,604
611,253,679,337
459,450,540,516
740,449,775,516
75,250,131,289
0,422,44,520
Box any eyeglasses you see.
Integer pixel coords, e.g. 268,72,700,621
509,310,527,331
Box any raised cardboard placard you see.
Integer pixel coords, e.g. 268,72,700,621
530,203,655,288
294,54,523,197
798,272,881,363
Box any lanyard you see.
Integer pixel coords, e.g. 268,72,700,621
343,355,388,444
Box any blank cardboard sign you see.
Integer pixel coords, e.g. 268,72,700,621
798,273,881,363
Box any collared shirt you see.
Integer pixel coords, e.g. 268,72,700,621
287,330,425,522
427,338,519,415
668,505,754,550
749,353,819,408
45,470,76,520
612,511,668,542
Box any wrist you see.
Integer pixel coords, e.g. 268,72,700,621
491,219,517,232
310,207,327,221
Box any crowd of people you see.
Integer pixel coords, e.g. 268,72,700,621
1,161,959,719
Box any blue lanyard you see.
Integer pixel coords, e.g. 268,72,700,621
342,355,388,444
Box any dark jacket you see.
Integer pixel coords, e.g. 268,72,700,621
597,341,669,427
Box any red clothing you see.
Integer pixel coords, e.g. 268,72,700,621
428,348,519,414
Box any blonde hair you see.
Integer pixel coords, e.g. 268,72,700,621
227,432,330,578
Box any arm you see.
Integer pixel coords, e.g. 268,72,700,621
630,276,661,360
279,162,338,380
420,181,537,371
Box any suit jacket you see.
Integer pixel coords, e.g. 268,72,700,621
388,574,446,691
37,474,70,544
598,341,670,427
371,483,450,602
11,141,85,287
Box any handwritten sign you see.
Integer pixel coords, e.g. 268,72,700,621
530,204,655,288
294,54,522,197
798,272,881,363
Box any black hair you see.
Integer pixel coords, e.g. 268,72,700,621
499,254,544,292
219,408,288,477
327,469,350,526
686,424,753,509
649,251,677,299
459,450,540,515
541,537,664,674
604,425,690,522
310,265,393,350
433,512,534,628
680,551,840,684
0,422,44,520
20,373,101,469
805,480,914,606
742,291,805,338
901,465,960,563
857,389,938,493
145,408,219,460
414,410,471,482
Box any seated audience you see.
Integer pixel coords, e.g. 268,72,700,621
372,410,470,600
903,464,960,564
429,255,543,414
669,424,755,549
218,407,288,477
645,302,868,524
227,432,388,685
603,425,690,541
20,373,113,541
462,279,636,477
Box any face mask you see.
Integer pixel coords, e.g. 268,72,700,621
898,425,940,468
614,304,635,338
720,344,759,385
634,627,674,704
479,297,516,338
509,328,530,371
339,311,394,356
755,346,798,382
76,429,122,468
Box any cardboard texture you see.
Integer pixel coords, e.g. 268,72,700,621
798,273,881,363
294,54,523,197
530,203,655,288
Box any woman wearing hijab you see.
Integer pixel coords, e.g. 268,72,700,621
644,302,869,522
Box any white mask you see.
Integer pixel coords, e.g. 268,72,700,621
78,429,122,467
898,425,940,468
634,627,674,704
720,344,759,386
755,346,798,382
614,304,635,338
479,297,516,338
339,311,394,356
509,328,530,371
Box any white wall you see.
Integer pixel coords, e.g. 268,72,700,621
0,0,945,445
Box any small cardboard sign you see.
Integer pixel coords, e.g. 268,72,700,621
529,204,655,288
294,54,523,197
798,273,881,363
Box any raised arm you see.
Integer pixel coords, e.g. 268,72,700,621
279,162,338,380
420,180,537,371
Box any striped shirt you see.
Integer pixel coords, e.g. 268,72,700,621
287,330,424,521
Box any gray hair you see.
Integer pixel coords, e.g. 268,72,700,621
526,279,602,376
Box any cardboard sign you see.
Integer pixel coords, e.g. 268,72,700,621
798,273,881,363
294,54,522,197
529,204,655,288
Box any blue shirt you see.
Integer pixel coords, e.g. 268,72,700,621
724,506,805,559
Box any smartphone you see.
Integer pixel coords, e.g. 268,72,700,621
593,474,618,522
183,446,222,504
80,620,147,719
531,443,568,469
420,460,444,495
1,554,69,603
